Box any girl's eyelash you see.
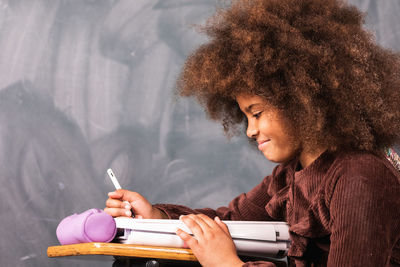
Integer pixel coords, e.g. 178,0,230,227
253,112,262,118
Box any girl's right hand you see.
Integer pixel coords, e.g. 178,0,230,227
104,189,167,219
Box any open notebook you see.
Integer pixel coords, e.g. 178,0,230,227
114,217,291,258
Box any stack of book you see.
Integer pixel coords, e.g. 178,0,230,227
114,217,291,259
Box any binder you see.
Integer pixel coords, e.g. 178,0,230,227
114,217,291,258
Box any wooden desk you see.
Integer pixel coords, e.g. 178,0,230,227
48,242,199,266
48,242,197,261
48,242,287,267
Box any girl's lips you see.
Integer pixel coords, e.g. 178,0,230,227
258,140,270,150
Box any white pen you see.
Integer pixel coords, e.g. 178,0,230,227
107,168,122,189
107,168,134,217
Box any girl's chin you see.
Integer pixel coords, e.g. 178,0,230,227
262,151,291,164
262,152,278,162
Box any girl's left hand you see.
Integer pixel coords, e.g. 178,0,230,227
176,214,244,267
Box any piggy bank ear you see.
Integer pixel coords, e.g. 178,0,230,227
82,209,117,243
56,208,116,245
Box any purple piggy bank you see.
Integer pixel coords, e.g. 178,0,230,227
56,208,117,245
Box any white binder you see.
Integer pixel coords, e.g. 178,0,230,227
114,217,291,258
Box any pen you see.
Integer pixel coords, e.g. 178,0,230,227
107,168,134,217
107,168,122,189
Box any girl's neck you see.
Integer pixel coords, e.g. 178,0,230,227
298,147,327,169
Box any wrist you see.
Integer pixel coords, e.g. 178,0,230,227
152,207,168,219
222,256,244,267
233,259,244,267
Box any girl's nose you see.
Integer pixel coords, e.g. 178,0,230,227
246,121,258,139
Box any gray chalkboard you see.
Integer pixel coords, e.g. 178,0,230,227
0,1,398,266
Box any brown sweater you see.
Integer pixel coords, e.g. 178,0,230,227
155,150,400,266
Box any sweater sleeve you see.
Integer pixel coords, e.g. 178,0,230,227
153,163,292,220
154,173,275,220
328,168,400,266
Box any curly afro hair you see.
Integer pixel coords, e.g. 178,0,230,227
176,0,400,152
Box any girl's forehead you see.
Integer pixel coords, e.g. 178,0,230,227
236,94,264,103
236,93,283,118
236,94,269,110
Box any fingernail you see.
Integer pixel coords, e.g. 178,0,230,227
125,204,130,209
125,210,131,216
108,191,115,196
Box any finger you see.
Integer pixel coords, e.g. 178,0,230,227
214,216,230,235
104,207,132,217
176,228,198,249
195,213,218,228
128,198,152,217
120,189,146,203
180,215,205,238
107,191,123,199
186,214,218,234
105,198,131,209
109,189,142,203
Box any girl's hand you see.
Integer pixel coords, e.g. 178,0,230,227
104,189,167,219
176,214,244,267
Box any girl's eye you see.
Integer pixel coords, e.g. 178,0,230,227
253,112,262,118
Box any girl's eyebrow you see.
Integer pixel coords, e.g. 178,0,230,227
245,103,263,113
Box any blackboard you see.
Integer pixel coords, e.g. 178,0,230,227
0,1,398,266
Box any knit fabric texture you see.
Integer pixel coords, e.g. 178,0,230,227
155,150,400,266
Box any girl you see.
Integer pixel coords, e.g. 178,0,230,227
105,0,400,266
